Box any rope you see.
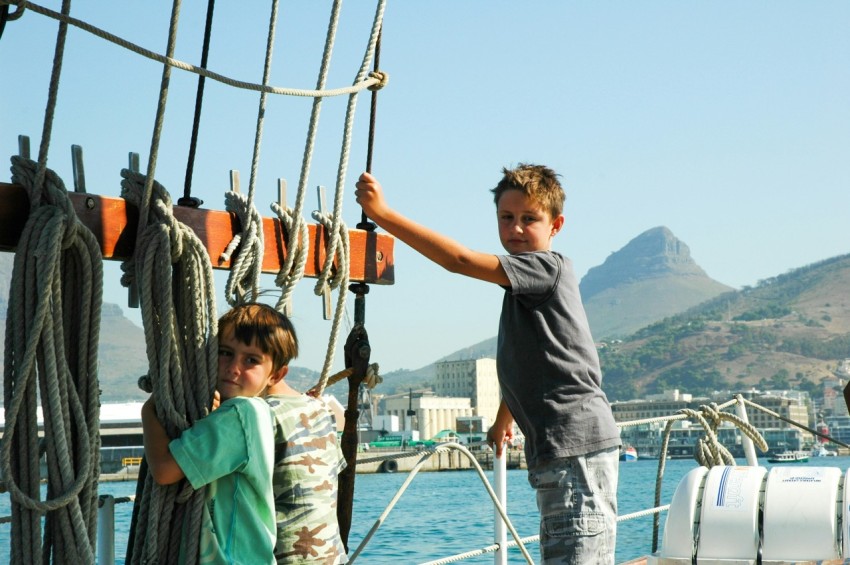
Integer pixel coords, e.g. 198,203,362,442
120,170,218,565
0,0,387,98
268,0,344,319
311,210,350,396
270,199,309,315
3,156,102,564
645,398,768,552
740,397,850,449
2,0,103,561
222,189,264,306
219,0,283,308
0,0,25,42
305,363,381,397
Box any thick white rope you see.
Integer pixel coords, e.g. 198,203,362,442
222,190,264,306
311,211,350,395
220,0,281,308
270,200,309,314
3,156,102,564
1,0,385,98
120,170,218,565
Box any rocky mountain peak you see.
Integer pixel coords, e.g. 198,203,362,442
580,226,708,301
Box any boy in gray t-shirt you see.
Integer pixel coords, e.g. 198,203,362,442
355,164,621,564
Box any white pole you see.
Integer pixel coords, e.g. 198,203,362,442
97,494,115,565
494,450,507,565
735,395,759,466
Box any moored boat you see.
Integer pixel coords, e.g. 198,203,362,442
620,445,638,462
811,443,838,457
767,450,809,463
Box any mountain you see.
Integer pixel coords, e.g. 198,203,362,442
598,253,850,400
580,226,733,339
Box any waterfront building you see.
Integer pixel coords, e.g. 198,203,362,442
378,390,473,441
611,388,812,457
434,358,501,425
727,389,813,447
611,389,697,422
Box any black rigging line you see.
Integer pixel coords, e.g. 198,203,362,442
180,0,217,208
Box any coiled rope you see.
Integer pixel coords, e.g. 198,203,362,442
2,0,104,561
120,170,218,565
112,1,219,563
3,155,103,565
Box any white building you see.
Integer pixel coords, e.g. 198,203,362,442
378,391,473,441
434,358,501,425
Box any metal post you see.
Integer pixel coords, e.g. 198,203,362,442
735,395,759,466
494,450,507,565
98,494,116,565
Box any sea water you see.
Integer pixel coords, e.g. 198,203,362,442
2,457,849,564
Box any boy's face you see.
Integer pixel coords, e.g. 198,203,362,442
217,329,280,401
496,189,564,254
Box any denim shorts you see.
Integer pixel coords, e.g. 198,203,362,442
527,446,619,565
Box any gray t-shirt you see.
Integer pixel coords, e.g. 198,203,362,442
497,250,621,467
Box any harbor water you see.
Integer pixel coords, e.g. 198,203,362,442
2,457,849,564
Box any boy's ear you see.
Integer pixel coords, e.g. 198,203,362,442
269,366,289,386
551,214,565,236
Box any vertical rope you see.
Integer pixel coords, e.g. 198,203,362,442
311,0,387,395
4,157,102,565
221,0,282,307
122,172,217,565
2,1,103,562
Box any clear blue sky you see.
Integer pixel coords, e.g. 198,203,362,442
2,2,849,375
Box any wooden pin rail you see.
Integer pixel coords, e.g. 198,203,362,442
0,182,394,284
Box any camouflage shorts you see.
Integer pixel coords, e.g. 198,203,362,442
527,446,619,564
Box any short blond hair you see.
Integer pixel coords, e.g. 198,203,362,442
491,163,564,219
218,303,298,373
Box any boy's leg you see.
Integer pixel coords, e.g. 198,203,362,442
528,446,619,565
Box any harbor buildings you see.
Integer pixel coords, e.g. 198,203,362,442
611,388,816,458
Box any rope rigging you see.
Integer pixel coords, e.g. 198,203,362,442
2,1,390,562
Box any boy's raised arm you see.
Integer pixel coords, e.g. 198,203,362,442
355,172,510,286
142,399,186,485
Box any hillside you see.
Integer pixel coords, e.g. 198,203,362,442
580,226,733,339
598,254,850,400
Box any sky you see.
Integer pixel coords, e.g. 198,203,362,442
1,1,849,376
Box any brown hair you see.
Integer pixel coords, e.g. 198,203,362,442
218,303,298,373
490,163,565,219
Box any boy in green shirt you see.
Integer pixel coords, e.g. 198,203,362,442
142,303,298,564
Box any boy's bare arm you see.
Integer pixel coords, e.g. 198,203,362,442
142,399,186,485
355,172,510,286
486,400,515,457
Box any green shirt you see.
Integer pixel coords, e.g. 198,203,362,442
170,396,276,564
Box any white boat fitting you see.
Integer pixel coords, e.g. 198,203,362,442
649,464,846,564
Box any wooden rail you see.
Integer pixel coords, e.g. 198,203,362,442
0,182,394,284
